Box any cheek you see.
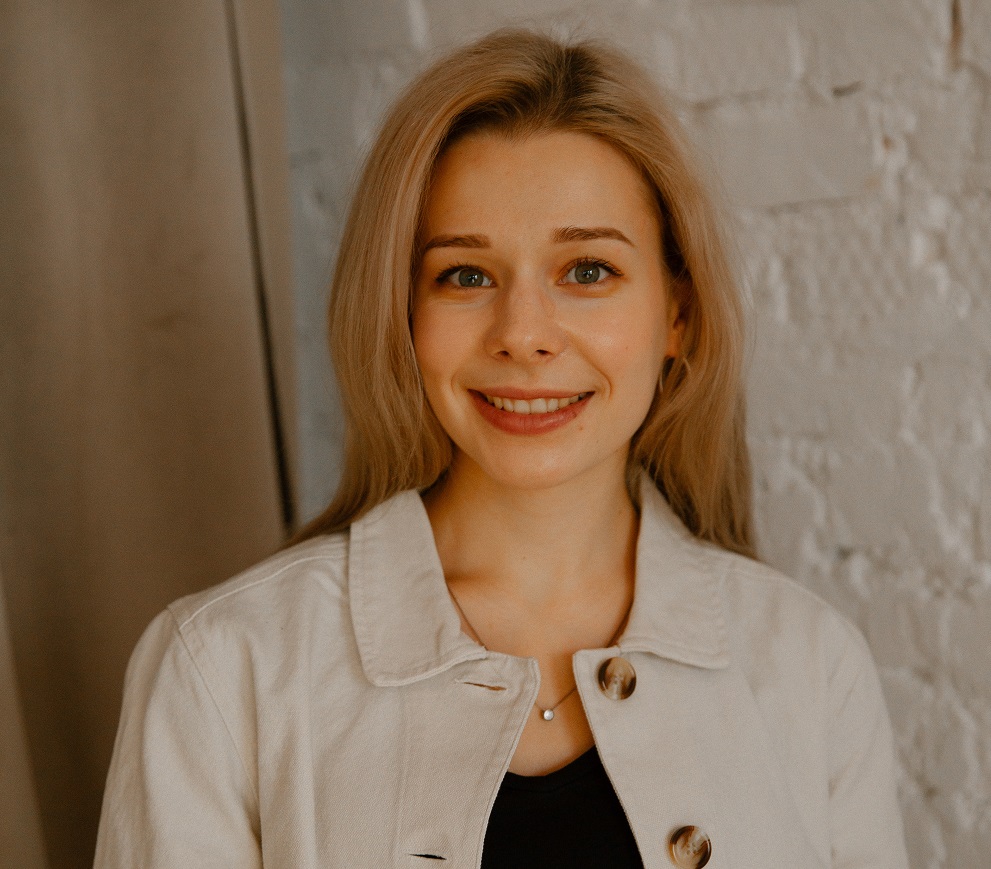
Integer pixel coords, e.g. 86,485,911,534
587,310,668,394
411,303,467,394
411,297,442,365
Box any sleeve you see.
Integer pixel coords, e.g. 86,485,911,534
94,610,262,868
826,624,909,869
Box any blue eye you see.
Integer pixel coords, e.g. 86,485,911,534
441,267,492,288
564,259,617,285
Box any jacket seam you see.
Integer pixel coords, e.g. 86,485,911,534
619,634,727,660
725,559,870,645
168,609,262,809
176,554,339,630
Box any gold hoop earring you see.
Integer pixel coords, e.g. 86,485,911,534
660,356,676,391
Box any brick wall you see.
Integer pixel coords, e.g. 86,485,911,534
279,2,991,864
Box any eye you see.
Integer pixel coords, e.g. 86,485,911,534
438,265,492,288
563,258,620,286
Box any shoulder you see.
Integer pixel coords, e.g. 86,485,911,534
712,546,867,651
721,552,867,654
638,475,870,672
691,541,880,717
167,532,350,636
123,533,354,701
121,532,356,737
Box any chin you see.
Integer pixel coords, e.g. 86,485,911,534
455,446,628,495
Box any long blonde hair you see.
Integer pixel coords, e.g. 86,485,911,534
295,28,755,558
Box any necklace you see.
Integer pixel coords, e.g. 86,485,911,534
448,590,630,723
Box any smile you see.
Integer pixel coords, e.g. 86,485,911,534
482,393,590,414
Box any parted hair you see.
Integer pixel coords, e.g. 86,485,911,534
294,28,755,558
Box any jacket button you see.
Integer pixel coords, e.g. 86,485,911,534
668,825,711,868
597,657,636,700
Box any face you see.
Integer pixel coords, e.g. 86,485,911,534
411,130,682,494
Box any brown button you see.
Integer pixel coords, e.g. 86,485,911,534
668,826,711,868
597,656,636,700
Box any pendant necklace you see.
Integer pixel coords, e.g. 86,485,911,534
448,590,629,723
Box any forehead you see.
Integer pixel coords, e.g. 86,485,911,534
422,130,660,239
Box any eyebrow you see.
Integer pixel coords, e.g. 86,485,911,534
421,226,634,253
552,226,634,246
422,233,490,253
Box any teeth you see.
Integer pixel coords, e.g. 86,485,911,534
483,393,588,414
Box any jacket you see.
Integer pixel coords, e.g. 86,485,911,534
94,482,909,868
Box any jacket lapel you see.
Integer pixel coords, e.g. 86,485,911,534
620,480,731,668
584,477,826,867
348,491,485,687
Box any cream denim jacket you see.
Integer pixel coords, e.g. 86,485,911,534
95,483,908,868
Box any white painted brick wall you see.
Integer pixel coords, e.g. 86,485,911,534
658,3,804,101
693,97,876,208
798,0,944,89
278,1,991,863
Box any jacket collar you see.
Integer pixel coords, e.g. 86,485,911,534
619,480,730,668
347,477,730,687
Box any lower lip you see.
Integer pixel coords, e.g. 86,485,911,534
470,391,591,435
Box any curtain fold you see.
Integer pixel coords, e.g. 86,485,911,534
0,1,296,865
0,562,48,869
225,0,301,526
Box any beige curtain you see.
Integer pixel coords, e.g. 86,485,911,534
0,1,297,867
0,562,47,869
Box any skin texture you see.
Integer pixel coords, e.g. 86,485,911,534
411,130,682,775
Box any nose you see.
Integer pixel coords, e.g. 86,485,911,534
484,277,566,361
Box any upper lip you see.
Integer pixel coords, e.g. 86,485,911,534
472,387,591,400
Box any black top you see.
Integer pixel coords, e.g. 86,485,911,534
482,747,644,868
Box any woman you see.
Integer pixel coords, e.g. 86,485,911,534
95,29,908,868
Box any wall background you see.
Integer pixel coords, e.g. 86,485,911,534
278,0,991,866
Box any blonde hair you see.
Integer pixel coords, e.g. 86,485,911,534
295,28,755,558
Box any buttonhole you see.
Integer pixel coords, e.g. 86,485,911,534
409,854,447,860
457,680,506,691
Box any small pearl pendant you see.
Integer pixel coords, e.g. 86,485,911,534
541,709,555,721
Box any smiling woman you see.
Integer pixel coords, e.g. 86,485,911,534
95,28,909,869
298,30,754,559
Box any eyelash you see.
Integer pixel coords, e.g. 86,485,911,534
435,262,482,285
433,257,624,286
567,257,623,282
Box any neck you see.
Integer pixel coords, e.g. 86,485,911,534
422,455,638,613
